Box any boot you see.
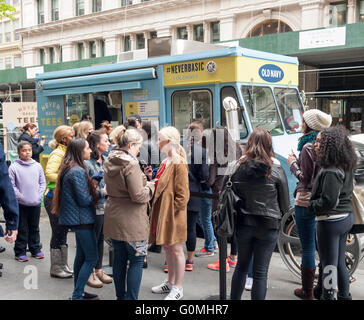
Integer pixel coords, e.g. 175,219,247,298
294,266,315,300
60,245,73,275
87,271,103,288
50,248,73,279
313,263,322,300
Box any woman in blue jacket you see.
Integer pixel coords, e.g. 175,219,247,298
52,138,99,300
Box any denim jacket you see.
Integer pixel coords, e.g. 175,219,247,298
85,155,106,212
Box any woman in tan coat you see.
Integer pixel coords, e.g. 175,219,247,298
149,126,189,300
104,128,155,300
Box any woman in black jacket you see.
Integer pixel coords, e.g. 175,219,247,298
230,128,290,300
18,123,45,163
308,125,357,300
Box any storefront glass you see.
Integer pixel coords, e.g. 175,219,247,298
66,94,89,126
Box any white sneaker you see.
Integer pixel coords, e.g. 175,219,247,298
245,277,253,291
151,280,172,294
164,285,183,300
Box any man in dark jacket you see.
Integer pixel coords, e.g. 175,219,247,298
0,142,19,247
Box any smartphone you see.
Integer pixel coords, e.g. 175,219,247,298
291,149,298,159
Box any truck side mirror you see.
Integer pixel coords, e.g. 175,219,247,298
223,97,240,141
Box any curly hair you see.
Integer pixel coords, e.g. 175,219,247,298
317,125,357,171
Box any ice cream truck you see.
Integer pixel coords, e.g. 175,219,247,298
35,42,304,201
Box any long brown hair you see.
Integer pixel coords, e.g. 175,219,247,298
52,138,98,215
240,128,275,177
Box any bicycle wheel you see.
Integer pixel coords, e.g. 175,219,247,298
278,208,363,279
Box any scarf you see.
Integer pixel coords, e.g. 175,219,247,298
297,131,318,152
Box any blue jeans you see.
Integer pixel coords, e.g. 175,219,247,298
230,224,279,300
72,228,98,300
248,256,253,278
294,206,317,269
317,214,354,300
112,240,145,300
197,190,216,252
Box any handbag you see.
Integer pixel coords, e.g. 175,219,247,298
212,162,243,238
350,186,364,234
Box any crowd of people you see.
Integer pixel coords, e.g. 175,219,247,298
0,109,359,301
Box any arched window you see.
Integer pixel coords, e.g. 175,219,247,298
249,20,292,37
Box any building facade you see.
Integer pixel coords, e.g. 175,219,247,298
1,0,363,132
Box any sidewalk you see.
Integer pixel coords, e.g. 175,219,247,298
0,210,363,300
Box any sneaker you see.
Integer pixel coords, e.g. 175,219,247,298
163,261,168,273
15,255,29,262
31,252,44,259
245,277,253,291
165,285,183,300
195,248,214,257
227,255,237,268
151,280,172,294
185,260,194,271
207,259,230,272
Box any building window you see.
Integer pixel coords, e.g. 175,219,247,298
60,46,63,62
76,0,85,16
193,24,204,42
177,26,188,40
0,59,3,70
249,20,293,37
92,0,102,12
38,0,45,24
89,41,96,58
136,33,145,49
13,19,19,41
5,57,12,69
210,21,220,43
49,47,55,64
14,56,21,68
329,2,347,26
78,43,85,59
358,0,364,22
121,0,132,6
123,35,131,52
51,0,59,21
100,39,105,57
4,21,11,42
150,31,157,39
40,49,45,65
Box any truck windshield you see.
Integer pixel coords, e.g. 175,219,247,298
274,88,303,134
241,85,284,136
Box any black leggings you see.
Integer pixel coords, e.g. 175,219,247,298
44,196,69,249
186,211,198,252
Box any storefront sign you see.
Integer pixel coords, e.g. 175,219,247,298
3,102,38,131
299,27,346,50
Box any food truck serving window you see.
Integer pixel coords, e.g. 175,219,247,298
220,86,248,139
172,90,212,134
274,88,303,134
241,85,284,136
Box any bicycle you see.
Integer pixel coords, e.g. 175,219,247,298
278,207,364,280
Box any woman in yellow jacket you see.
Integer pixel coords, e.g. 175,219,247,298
44,125,74,278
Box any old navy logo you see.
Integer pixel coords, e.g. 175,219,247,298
259,64,284,83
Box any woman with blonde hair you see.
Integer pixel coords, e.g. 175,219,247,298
75,120,94,139
44,125,75,279
149,126,189,300
104,128,155,300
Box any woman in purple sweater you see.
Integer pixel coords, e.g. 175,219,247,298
9,141,46,262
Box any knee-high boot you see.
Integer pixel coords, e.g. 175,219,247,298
294,266,315,300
